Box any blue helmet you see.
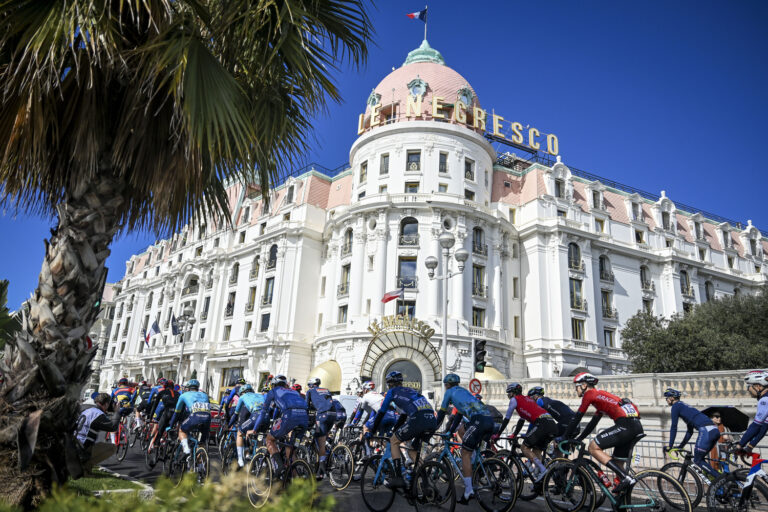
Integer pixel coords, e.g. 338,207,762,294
386,371,403,384
663,388,681,399
506,382,523,395
186,379,200,389
527,386,545,397
443,373,460,385
240,384,254,394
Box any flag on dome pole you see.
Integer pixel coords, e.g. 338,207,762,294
406,6,428,40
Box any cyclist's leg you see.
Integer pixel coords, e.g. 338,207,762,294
593,418,643,492
522,417,557,479
460,414,493,500
238,413,257,467
694,426,721,479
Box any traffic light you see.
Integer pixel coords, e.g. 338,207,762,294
474,339,487,373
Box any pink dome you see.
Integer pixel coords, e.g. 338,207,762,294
361,41,481,131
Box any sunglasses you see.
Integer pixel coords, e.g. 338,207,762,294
712,415,721,419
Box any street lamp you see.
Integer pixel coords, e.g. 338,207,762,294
175,306,196,384
425,232,469,382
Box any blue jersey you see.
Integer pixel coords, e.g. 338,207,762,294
332,399,347,418
112,386,134,408
147,385,163,415
537,397,576,425
669,401,714,448
440,386,489,419
256,386,307,426
174,390,211,416
221,385,241,409
380,386,434,417
740,395,768,447
306,387,334,413
235,392,265,415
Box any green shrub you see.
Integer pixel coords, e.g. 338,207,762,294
0,473,332,512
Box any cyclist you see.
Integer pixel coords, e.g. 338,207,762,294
493,382,557,482
566,372,643,496
131,380,152,429
220,378,246,423
435,373,494,505
110,378,135,443
663,387,720,480
306,378,335,478
330,397,348,442
371,371,438,488
253,374,309,475
229,384,265,469
167,379,212,460
148,379,178,451
147,378,167,415
736,370,768,454
292,383,305,399
355,381,396,453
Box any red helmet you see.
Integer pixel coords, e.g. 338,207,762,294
292,384,302,392
140,380,148,386
164,379,174,388
573,372,599,386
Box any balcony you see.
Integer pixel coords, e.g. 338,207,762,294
121,328,128,337
397,275,418,289
337,282,350,298
145,301,152,310
599,270,615,283
472,284,488,298
468,326,499,341
229,273,238,285
398,234,419,247
201,310,208,321
641,281,655,292
245,302,254,312
261,295,273,307
224,304,234,318
340,243,352,257
602,306,618,320
250,268,259,280
465,170,475,181
571,298,588,312
266,258,277,270
681,284,695,298
472,242,488,256
205,279,213,290
568,259,585,271
158,296,163,306
127,303,134,312
182,284,199,297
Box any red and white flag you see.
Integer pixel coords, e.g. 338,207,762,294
381,287,405,303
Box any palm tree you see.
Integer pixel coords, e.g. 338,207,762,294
0,1,370,504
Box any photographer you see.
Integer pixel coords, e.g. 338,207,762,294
74,392,122,470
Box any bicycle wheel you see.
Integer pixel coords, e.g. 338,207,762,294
116,429,129,461
660,461,703,509
128,423,139,448
220,441,236,475
168,445,187,487
145,441,159,469
328,444,354,490
193,447,209,485
623,469,691,512
707,470,768,512
413,459,456,512
473,457,517,512
512,455,541,502
139,425,152,451
248,449,272,509
284,459,314,487
541,460,594,512
581,459,607,511
360,455,396,512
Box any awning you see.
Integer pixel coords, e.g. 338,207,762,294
308,360,342,393
476,365,506,380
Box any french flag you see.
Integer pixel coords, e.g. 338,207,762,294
144,321,161,347
406,8,427,23
381,286,405,304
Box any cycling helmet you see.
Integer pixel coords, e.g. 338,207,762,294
273,374,288,386
307,378,321,388
386,371,403,384
140,380,148,386
506,382,523,395
663,388,682,399
186,379,200,389
443,373,460,385
745,370,768,386
165,379,174,388
237,378,246,385
573,372,599,386
157,378,167,386
292,384,303,392
527,386,545,397
118,378,128,386
240,384,254,394
363,381,375,391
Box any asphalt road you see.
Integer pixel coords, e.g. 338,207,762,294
101,440,558,512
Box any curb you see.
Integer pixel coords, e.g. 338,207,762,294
94,466,154,499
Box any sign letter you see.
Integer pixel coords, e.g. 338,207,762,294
528,127,541,150
547,133,559,155
432,96,445,119
473,108,486,131
454,100,467,124
357,113,366,135
492,114,505,138
510,122,524,144
406,95,423,118
371,103,382,127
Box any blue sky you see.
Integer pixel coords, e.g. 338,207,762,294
2,1,767,310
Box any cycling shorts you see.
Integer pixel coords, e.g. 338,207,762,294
238,414,260,434
335,412,347,427
181,412,212,438
462,414,494,451
594,417,644,459
156,408,174,434
523,416,558,450
366,410,397,435
395,410,437,442
238,407,251,426
315,411,337,437
271,409,309,440
694,425,720,461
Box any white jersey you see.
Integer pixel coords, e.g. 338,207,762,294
360,391,385,415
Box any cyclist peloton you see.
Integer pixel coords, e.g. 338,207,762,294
492,382,558,483
131,380,152,429
565,372,643,496
305,378,336,478
167,379,212,460
253,374,309,475
229,384,265,469
736,370,768,454
370,371,438,488
435,373,495,505
663,387,720,480
527,386,578,440
148,379,178,451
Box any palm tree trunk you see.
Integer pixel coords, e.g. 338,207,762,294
0,172,124,507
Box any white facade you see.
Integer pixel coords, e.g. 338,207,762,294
97,42,767,397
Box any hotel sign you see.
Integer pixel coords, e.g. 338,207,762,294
358,97,559,156
368,315,435,340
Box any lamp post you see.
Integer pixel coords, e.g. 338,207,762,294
175,306,196,384
424,232,469,382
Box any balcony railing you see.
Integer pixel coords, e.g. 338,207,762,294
472,284,488,298
397,275,418,289
465,170,475,181
468,326,499,341
158,296,163,306
122,328,128,336
266,258,277,270
681,284,695,298
472,242,488,256
182,284,199,297
224,304,234,318
145,301,152,310
250,268,258,280
245,302,254,312
599,270,615,283
337,282,350,298
571,298,588,312
261,295,273,306
568,259,585,271
127,303,134,312
641,281,655,292
229,273,238,285
340,243,352,257
205,279,213,290
602,306,617,319
398,234,419,246
438,163,448,174
201,310,208,321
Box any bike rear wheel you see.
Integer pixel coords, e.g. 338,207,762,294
168,445,187,487
413,459,456,512
139,425,152,451
128,423,139,448
624,469,691,512
541,460,594,512
660,461,703,509
220,440,236,475
115,429,129,461
145,441,159,469
473,457,517,512
328,444,354,490
284,458,314,487
707,470,768,512
247,448,272,509
193,447,209,485
360,455,396,512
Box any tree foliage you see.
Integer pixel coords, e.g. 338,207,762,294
621,289,768,373
0,280,20,350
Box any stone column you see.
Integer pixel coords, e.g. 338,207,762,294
451,230,467,325
349,231,366,321
428,227,442,320
492,241,503,331
373,227,389,317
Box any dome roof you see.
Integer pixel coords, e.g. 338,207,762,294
362,40,481,130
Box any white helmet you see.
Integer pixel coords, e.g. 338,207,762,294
363,381,375,391
745,370,768,386
307,377,321,388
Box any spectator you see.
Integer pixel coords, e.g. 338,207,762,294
74,393,122,472
709,412,731,470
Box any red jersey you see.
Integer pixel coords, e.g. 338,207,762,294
577,388,639,421
506,395,549,423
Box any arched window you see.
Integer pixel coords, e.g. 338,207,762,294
599,255,613,281
230,262,240,284
680,270,691,295
399,217,419,246
268,245,278,268
342,229,353,256
705,281,714,302
568,243,581,270
146,292,153,309
251,255,260,279
472,227,487,255
640,265,651,289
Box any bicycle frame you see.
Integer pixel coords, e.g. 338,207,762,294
733,452,768,507
559,441,636,510
667,448,731,481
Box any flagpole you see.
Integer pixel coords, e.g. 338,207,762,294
424,5,428,41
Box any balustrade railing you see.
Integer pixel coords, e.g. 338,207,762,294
182,284,199,297
250,268,258,280
398,234,419,246
599,270,615,283
224,304,234,318
472,284,488,298
641,281,655,292
261,295,273,306
602,306,617,319
337,282,350,298
397,275,418,289
340,243,352,257
568,259,585,271
266,259,277,270
570,298,588,311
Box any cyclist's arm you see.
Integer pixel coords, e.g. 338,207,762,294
370,392,393,433
130,389,139,405
740,421,768,448
447,413,462,433
497,397,518,435
678,424,694,449
510,418,525,438
668,402,680,449
168,397,187,429
575,412,602,442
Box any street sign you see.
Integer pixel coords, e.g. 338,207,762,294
469,378,482,395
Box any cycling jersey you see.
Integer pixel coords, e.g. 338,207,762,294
306,387,334,414
353,391,385,424
380,386,434,417
332,399,347,425
230,392,265,426
439,386,490,419
740,394,768,447
577,388,639,421
668,401,714,449
537,397,577,425
112,386,135,411
257,386,309,439
171,390,212,420
147,385,164,416
504,396,549,423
